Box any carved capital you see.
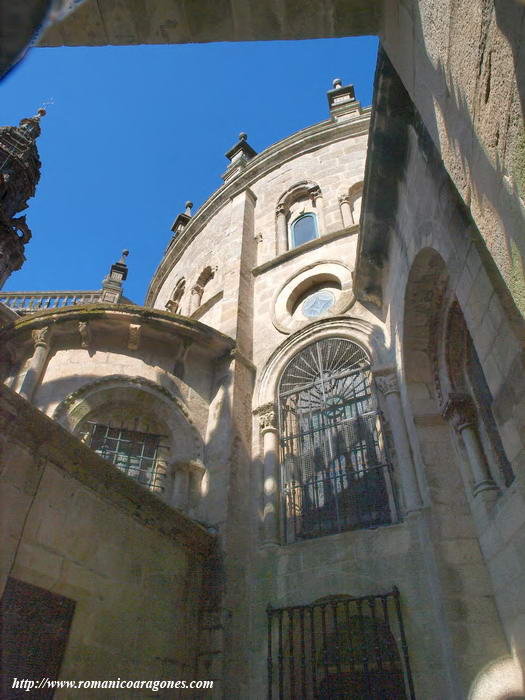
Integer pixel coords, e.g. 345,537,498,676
78,321,91,349
254,402,278,433
31,326,50,349
276,203,287,217
375,373,400,396
338,194,351,206
308,185,322,203
442,393,477,432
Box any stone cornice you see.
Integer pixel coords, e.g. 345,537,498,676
0,303,235,358
252,225,358,277
146,112,370,306
0,384,214,556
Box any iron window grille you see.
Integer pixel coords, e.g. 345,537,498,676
87,422,168,493
267,588,416,700
278,338,397,543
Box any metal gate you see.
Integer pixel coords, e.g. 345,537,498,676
267,589,416,700
278,338,396,542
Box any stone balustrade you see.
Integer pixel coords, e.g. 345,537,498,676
0,290,102,314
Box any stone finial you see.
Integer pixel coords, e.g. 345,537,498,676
171,203,193,234
327,78,358,121
224,132,257,175
100,249,129,304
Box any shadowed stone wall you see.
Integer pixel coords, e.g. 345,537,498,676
0,384,214,697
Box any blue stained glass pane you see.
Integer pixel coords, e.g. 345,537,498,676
302,290,335,317
292,214,317,247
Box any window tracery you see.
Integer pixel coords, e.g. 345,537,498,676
278,337,396,542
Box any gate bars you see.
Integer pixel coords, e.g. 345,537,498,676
267,587,416,700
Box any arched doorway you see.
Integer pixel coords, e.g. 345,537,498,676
402,247,509,694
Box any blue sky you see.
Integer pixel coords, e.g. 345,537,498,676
1,37,378,303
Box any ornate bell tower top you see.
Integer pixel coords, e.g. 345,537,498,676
0,108,46,289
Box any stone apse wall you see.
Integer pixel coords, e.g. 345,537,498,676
41,0,525,321
0,384,213,698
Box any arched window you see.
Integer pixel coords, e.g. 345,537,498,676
166,278,185,314
290,213,318,249
278,338,395,542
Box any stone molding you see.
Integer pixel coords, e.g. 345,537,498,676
441,393,477,433
270,260,355,335
252,225,358,277
52,373,203,461
0,303,235,359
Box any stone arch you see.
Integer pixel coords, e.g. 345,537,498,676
402,247,510,697
190,264,217,313
339,180,364,227
166,277,185,313
53,374,204,506
256,317,388,408
275,180,324,254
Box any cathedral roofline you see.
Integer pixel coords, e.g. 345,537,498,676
146,106,371,307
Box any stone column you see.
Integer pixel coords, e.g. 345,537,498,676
258,402,280,544
173,463,191,511
339,194,353,227
310,185,326,236
19,326,51,402
442,394,499,497
189,285,202,315
375,372,423,513
275,204,288,256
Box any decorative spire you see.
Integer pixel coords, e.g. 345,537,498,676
100,249,129,304
327,77,360,121
171,201,194,236
0,109,46,289
222,132,257,183
18,107,47,140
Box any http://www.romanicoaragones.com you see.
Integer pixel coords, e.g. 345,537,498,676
11,678,214,692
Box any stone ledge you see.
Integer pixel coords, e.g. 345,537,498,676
0,303,235,358
0,384,214,556
252,225,359,276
